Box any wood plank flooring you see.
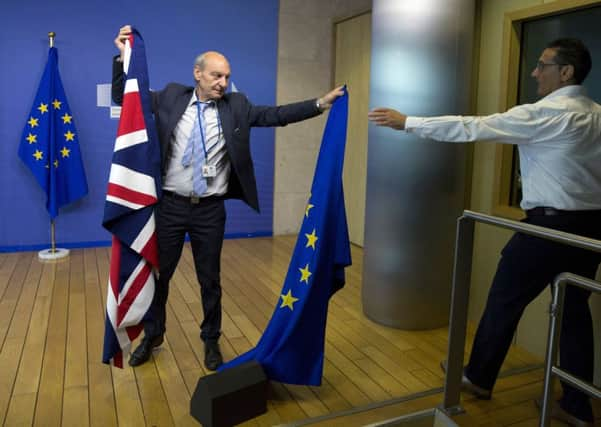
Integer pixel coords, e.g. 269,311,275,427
0,236,574,426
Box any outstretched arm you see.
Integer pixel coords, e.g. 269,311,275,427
246,85,346,127
368,104,542,145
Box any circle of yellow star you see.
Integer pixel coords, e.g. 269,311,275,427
60,146,71,158
305,228,318,250
26,133,37,144
64,130,75,141
38,103,48,114
54,159,59,168
305,203,315,218
52,99,62,109
280,289,299,311
33,150,44,160
299,263,312,284
62,113,72,124
28,117,39,128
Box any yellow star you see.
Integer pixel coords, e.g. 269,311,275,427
280,289,299,311
33,150,43,160
62,113,72,124
52,99,62,109
54,159,59,168
38,103,48,114
26,133,37,144
60,146,70,158
299,263,312,284
305,202,314,218
305,229,318,249
28,117,39,128
64,130,75,141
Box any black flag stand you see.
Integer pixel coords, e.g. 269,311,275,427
190,361,268,426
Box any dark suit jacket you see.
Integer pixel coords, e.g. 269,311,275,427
112,57,322,212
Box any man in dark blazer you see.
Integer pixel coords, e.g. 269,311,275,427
112,25,344,370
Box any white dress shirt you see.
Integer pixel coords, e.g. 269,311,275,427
405,85,601,210
163,92,230,197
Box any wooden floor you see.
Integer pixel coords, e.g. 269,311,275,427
0,235,588,426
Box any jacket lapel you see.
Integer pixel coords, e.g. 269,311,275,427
217,99,234,152
168,89,194,136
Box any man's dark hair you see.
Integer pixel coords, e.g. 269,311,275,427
547,38,592,84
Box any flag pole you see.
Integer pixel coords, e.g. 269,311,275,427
39,31,69,262
50,220,57,253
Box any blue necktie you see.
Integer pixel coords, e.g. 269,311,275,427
182,102,208,196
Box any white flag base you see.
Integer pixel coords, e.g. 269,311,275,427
38,248,70,261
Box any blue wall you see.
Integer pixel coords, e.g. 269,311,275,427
0,0,279,251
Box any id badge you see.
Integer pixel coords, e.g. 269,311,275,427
202,165,217,178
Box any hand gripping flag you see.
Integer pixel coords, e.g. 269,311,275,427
102,29,161,367
18,47,88,219
219,88,351,385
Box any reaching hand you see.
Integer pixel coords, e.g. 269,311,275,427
114,25,133,60
316,85,345,111
368,108,407,130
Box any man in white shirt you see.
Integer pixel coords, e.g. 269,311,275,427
369,38,600,426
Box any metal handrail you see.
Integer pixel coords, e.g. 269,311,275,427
539,273,601,426
441,210,601,418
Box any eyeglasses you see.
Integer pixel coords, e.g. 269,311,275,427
535,61,568,72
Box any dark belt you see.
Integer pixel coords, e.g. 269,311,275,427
162,190,223,205
526,207,601,216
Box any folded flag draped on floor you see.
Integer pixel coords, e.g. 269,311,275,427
102,28,161,368
218,88,351,385
18,46,88,219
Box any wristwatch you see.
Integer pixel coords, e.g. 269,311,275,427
316,99,324,112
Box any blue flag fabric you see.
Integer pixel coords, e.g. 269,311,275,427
18,47,88,220
219,89,351,385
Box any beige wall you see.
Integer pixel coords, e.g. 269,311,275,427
274,0,371,235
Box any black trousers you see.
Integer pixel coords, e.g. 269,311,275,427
144,192,226,343
465,210,601,421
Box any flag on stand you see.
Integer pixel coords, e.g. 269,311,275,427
102,28,161,368
18,47,88,219
218,88,351,385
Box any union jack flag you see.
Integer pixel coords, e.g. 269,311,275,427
102,29,161,368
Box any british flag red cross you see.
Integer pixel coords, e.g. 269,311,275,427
102,29,162,368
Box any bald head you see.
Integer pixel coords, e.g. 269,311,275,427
193,51,231,101
194,51,230,71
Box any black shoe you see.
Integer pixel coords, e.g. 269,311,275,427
440,360,492,400
204,340,223,371
128,335,164,367
534,397,593,427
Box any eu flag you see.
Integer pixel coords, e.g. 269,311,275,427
219,88,351,385
18,47,88,219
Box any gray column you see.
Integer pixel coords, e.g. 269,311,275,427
362,0,475,329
